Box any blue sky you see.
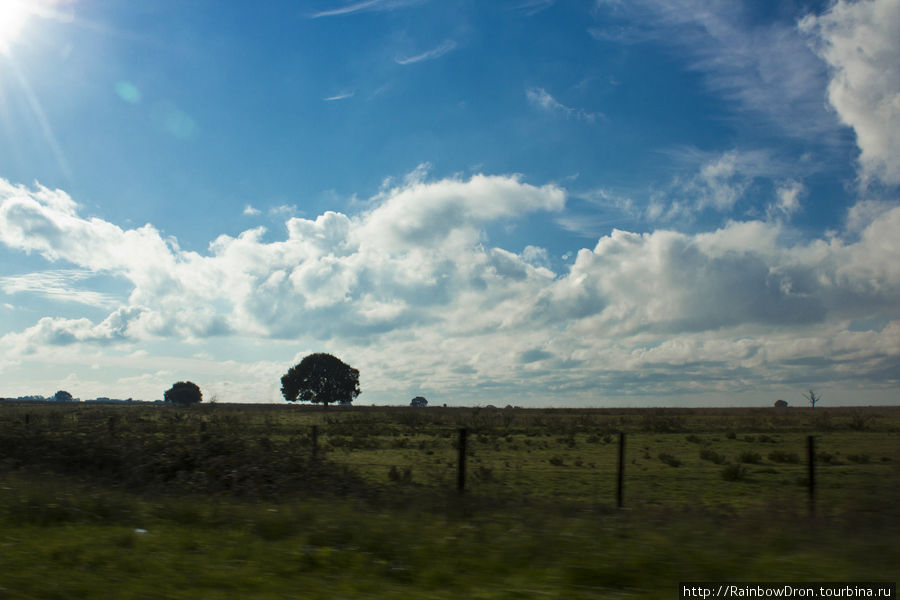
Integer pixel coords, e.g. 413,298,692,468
1,0,898,406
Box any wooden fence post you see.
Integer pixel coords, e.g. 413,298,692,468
312,425,319,460
807,435,815,516
457,428,468,494
617,432,626,509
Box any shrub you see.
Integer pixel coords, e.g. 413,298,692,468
768,450,799,464
548,456,565,467
721,464,749,481
848,413,868,431
739,451,763,464
725,431,737,440
388,466,412,483
817,452,842,465
685,434,702,444
699,449,727,464
473,466,494,482
658,453,681,467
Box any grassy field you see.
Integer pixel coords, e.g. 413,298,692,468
0,403,897,598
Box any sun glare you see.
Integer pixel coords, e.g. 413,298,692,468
0,0,32,52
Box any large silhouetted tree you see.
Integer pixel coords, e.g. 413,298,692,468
164,381,202,405
53,390,74,402
281,353,360,407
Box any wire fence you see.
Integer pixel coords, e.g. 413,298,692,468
2,403,896,516
306,425,898,516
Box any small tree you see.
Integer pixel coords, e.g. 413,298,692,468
164,381,202,406
803,389,821,409
281,353,360,407
410,396,428,407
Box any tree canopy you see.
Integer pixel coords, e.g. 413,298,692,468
53,390,74,402
164,381,202,405
281,353,360,406
410,396,428,407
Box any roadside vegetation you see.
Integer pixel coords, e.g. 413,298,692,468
0,403,897,598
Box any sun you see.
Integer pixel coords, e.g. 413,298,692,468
0,0,33,52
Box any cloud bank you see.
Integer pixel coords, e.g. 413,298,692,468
1,170,899,404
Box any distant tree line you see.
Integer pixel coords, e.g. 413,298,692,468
0,391,152,403
0,362,825,410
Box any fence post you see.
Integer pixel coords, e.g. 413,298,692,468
457,427,468,494
617,432,626,509
807,435,815,516
312,425,319,460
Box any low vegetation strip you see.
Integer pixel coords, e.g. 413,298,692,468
0,406,372,499
0,404,898,511
0,404,897,598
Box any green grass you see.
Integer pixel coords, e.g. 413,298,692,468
0,403,898,598
1,472,897,599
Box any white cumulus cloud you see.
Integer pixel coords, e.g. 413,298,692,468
801,0,900,185
1,173,899,404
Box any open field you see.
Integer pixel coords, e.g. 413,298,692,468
1,403,898,598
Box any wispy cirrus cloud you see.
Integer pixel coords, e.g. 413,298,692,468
309,0,423,19
592,0,834,139
526,88,599,123
323,90,355,101
509,0,556,17
0,270,120,308
395,39,457,65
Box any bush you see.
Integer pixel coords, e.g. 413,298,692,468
685,434,702,444
848,413,868,431
817,452,842,465
768,450,799,464
388,466,412,483
721,464,749,481
699,449,727,464
739,451,762,464
658,453,681,467
725,431,737,440
473,466,494,482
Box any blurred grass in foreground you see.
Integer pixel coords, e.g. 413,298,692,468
0,403,897,598
0,472,897,599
